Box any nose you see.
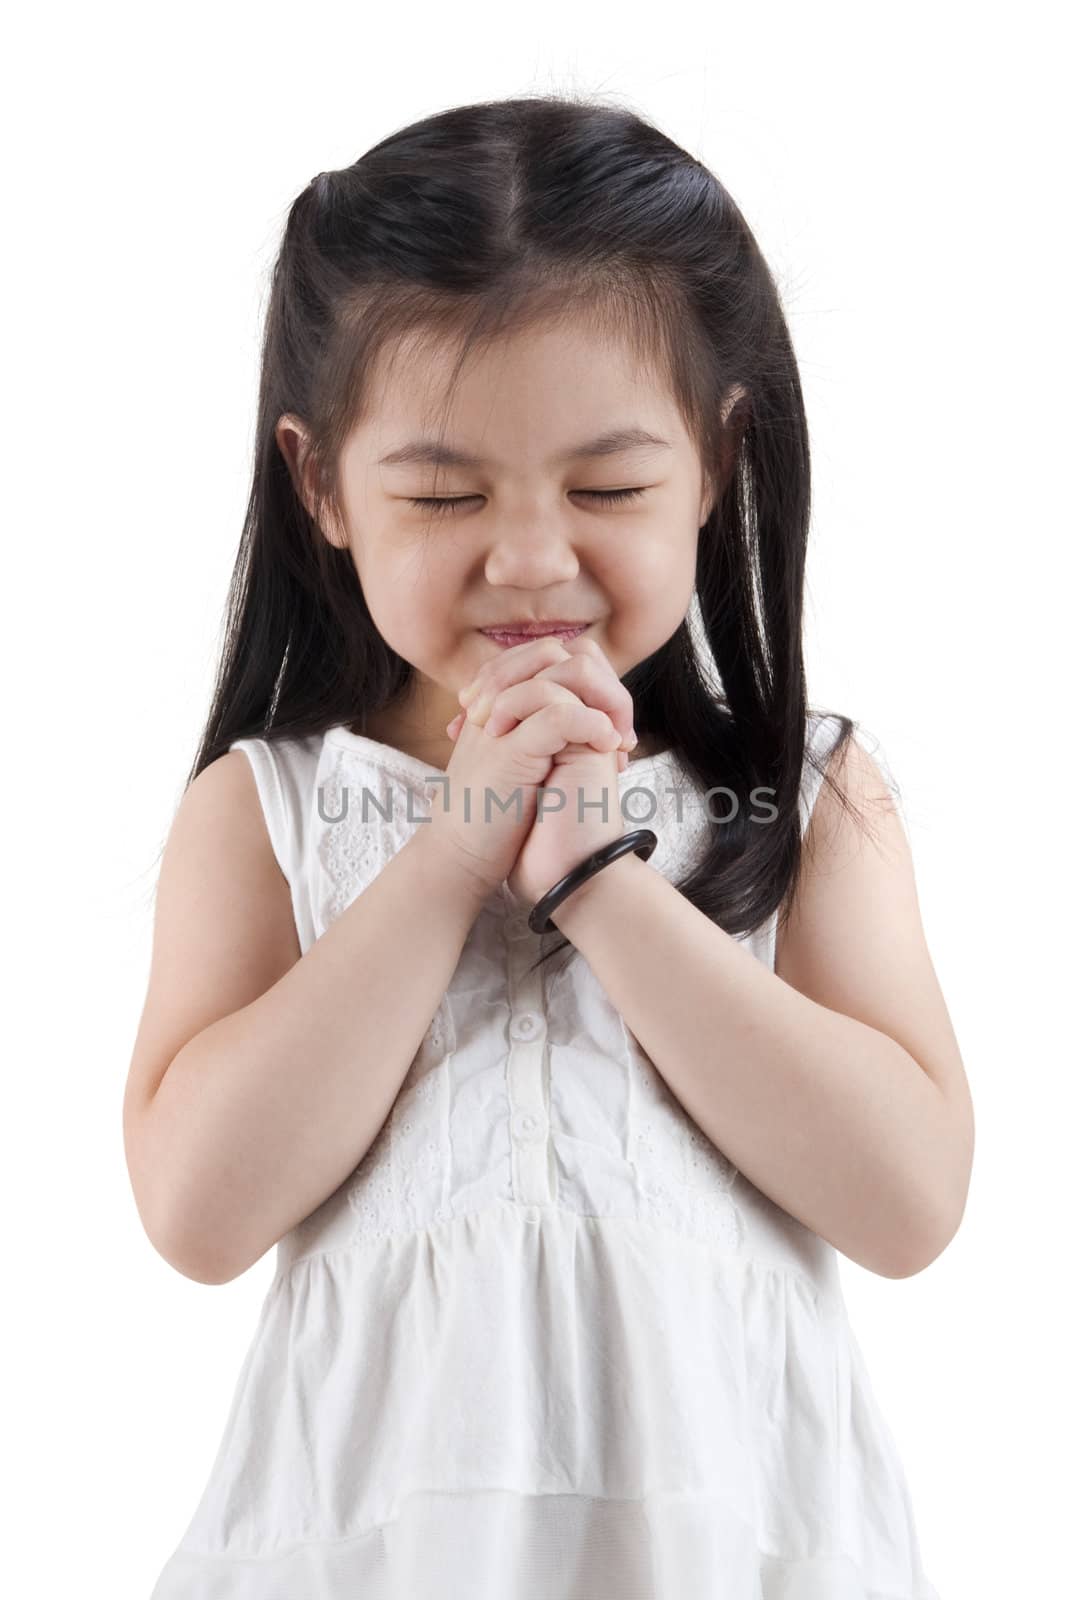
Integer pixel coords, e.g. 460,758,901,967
482,513,581,590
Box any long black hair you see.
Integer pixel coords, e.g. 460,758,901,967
169,92,882,971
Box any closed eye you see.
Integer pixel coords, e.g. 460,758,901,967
407,488,648,515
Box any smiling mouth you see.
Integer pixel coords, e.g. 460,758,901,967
479,623,592,643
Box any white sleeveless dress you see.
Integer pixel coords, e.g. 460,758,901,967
149,710,942,1599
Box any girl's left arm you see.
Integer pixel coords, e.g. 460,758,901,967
550,736,974,1279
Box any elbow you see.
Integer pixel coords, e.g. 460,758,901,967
878,1106,974,1280
143,1203,251,1287
162,1233,250,1287
167,1242,247,1287
878,1232,948,1280
877,1191,967,1281
125,1089,254,1286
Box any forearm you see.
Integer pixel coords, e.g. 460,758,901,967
550,853,960,1278
147,827,488,1284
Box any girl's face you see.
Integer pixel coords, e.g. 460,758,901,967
282,316,718,766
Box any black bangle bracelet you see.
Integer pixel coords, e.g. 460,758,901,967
528,828,658,935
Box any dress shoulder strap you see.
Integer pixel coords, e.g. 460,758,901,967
228,732,325,952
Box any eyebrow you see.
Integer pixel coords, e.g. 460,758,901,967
377,426,673,471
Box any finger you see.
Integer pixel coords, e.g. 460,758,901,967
512,698,623,755
457,635,575,710
484,650,636,748
561,636,638,748
467,675,611,748
473,677,582,736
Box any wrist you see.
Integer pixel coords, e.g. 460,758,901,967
407,825,497,916
546,847,644,934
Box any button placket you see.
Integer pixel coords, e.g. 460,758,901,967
506,944,552,1205
514,1109,545,1141
512,1010,543,1043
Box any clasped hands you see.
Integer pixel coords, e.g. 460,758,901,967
445,634,638,911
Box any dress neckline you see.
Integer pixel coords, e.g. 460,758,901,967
323,722,674,783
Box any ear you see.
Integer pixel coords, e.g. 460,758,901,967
275,414,347,548
700,383,749,525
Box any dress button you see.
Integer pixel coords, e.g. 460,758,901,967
511,1010,543,1042
513,1110,546,1141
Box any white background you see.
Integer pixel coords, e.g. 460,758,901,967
4,2,1083,1595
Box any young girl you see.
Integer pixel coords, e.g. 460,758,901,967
126,94,972,1599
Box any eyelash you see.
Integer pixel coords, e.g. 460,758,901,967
407,488,647,515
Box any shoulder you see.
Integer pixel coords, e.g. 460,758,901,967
779,720,913,974
176,747,263,836
182,746,271,846
157,748,296,918
803,719,904,862
221,732,325,850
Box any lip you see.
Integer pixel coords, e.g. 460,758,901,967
479,624,591,648
481,621,591,633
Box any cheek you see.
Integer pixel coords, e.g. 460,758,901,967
601,537,694,651
365,574,457,662
610,536,694,605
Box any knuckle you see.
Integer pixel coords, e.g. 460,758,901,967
553,652,595,689
489,691,516,720
528,639,567,669
521,678,556,704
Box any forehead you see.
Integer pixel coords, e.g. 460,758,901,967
347,317,682,470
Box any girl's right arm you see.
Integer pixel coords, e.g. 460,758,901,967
122,750,492,1286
